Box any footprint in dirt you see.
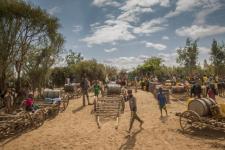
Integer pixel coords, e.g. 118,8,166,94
160,116,169,123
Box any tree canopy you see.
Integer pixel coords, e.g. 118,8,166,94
65,50,84,66
210,39,225,76
176,38,199,75
0,0,64,96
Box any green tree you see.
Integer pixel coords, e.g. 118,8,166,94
210,39,225,75
133,57,163,78
176,38,199,75
105,66,118,80
65,50,83,66
0,0,64,103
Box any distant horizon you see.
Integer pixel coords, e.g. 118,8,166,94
27,0,225,70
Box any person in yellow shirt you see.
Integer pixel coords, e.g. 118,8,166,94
203,75,208,85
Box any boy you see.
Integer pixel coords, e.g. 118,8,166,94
127,89,144,133
157,88,168,117
93,80,100,98
93,80,100,112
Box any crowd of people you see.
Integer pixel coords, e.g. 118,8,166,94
76,73,225,133
3,73,223,134
136,74,225,101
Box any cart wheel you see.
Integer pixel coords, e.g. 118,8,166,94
60,96,69,112
180,110,200,132
51,104,60,117
32,109,45,128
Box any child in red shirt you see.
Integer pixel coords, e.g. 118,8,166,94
23,94,34,111
208,86,216,101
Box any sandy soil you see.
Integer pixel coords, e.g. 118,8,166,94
1,91,225,150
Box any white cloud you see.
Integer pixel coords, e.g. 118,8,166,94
162,36,169,40
165,0,222,18
72,25,82,33
104,48,118,53
158,52,178,66
90,22,101,29
121,0,170,11
117,7,153,23
133,18,167,35
176,25,225,39
145,42,167,50
47,6,61,15
72,45,78,49
199,46,210,54
165,0,198,18
81,20,135,45
92,0,120,7
106,14,116,19
102,55,150,70
118,0,170,23
83,0,171,45
193,2,222,25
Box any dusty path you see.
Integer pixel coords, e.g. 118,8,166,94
1,91,225,150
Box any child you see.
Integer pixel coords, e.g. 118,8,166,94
208,84,216,101
23,93,34,112
157,88,168,117
23,93,39,112
93,80,100,98
126,89,144,133
93,80,100,112
121,86,127,113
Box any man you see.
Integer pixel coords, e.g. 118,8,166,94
80,76,91,106
194,81,202,98
126,89,144,133
157,88,168,117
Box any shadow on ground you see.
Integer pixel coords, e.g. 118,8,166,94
178,128,225,140
72,106,84,114
119,128,143,150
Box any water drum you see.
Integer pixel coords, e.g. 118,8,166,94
151,82,160,92
64,83,76,92
107,83,121,95
188,98,216,116
43,89,60,98
164,80,172,87
172,86,186,93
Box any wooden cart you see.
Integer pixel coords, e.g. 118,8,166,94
63,83,81,99
0,109,45,140
35,94,69,119
176,98,225,132
95,95,123,129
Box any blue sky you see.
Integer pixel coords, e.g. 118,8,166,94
27,0,225,70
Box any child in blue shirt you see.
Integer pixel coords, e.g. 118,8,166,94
157,88,168,117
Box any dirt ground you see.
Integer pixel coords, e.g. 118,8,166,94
1,90,225,150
